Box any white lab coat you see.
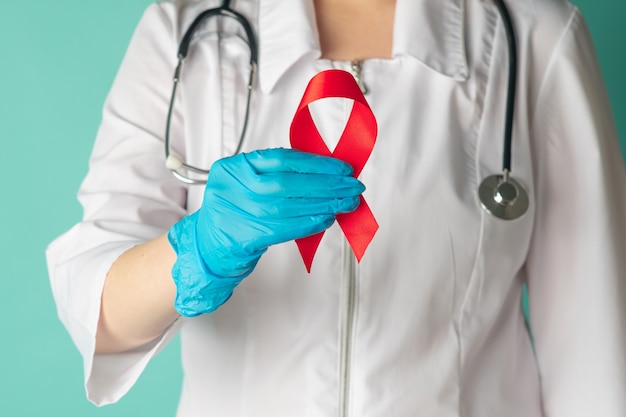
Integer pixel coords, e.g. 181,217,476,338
46,0,626,415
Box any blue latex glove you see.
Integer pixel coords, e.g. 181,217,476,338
168,148,364,317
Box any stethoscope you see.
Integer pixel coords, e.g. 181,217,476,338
164,0,529,221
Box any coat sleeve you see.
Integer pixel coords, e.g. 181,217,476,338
525,8,626,417
46,3,187,406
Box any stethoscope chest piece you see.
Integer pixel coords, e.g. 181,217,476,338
478,173,529,220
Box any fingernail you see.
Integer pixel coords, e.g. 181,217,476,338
338,196,361,213
350,179,366,194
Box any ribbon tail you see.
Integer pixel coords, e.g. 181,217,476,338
295,232,325,273
336,196,378,262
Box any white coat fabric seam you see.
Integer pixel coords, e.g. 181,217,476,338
457,4,498,414
445,0,469,80
458,0,498,338
528,7,578,132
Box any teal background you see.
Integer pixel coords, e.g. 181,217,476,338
0,1,624,416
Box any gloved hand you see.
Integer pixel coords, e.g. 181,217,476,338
168,148,364,317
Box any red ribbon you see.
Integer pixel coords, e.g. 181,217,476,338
290,69,379,272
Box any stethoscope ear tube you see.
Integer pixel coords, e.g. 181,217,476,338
164,0,259,185
478,0,529,220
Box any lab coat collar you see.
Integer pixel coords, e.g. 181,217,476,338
257,0,469,93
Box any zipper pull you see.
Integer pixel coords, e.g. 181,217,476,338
350,60,369,95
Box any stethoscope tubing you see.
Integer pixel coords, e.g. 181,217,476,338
493,0,517,174
164,0,258,184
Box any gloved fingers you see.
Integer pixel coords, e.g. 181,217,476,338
188,148,367,284
240,195,360,219
237,171,365,199
243,148,354,176
242,213,337,249
209,148,363,198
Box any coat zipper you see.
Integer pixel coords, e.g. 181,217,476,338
350,60,369,95
339,60,365,417
339,239,358,417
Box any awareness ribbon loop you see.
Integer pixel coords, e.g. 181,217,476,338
290,69,379,272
